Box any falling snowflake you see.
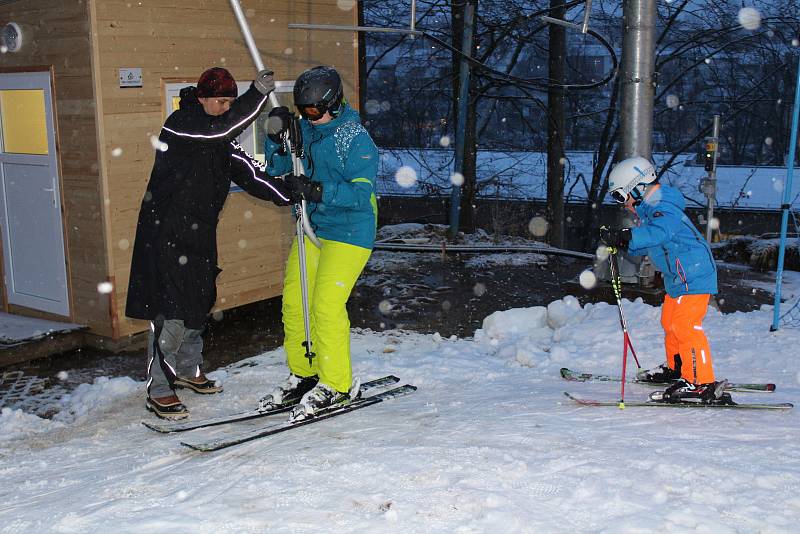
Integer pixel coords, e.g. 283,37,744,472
97,282,113,294
738,7,761,30
579,270,597,289
395,166,417,188
149,135,168,152
666,94,680,109
450,172,465,186
528,217,549,237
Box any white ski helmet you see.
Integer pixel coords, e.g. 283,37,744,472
608,156,657,203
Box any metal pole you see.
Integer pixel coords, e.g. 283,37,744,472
228,0,321,248
448,0,475,240
618,0,656,160
611,0,656,285
229,0,318,363
704,115,720,242
771,55,800,331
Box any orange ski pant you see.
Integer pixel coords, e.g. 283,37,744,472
660,293,715,384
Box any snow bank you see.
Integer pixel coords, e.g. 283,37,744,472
0,408,63,442
1,297,798,532
54,376,140,424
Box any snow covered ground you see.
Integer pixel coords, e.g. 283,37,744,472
377,149,800,210
2,288,800,532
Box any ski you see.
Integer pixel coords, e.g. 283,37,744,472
563,392,793,410
560,367,776,393
182,384,417,452
142,375,400,433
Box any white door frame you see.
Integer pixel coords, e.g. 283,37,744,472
0,70,70,316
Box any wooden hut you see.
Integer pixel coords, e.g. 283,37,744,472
0,0,360,345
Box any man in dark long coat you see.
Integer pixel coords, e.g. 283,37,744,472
126,67,295,419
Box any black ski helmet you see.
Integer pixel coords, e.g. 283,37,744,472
293,66,344,119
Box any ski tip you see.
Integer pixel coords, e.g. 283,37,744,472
766,384,777,392
180,441,210,452
141,421,164,432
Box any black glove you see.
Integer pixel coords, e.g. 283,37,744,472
253,69,275,95
266,106,292,145
599,226,632,249
286,174,323,204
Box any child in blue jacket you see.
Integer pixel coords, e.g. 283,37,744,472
601,156,729,403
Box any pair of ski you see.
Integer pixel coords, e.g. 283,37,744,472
143,375,416,451
561,367,793,410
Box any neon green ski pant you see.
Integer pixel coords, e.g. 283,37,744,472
282,236,371,393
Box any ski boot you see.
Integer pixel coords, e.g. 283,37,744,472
289,378,361,422
146,395,189,420
174,373,223,394
637,356,682,383
649,378,733,404
258,373,318,411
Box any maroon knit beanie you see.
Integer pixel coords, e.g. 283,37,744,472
196,67,238,98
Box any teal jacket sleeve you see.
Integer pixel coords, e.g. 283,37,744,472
322,133,378,209
264,137,293,177
628,203,682,256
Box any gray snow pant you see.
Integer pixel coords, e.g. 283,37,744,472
146,319,204,398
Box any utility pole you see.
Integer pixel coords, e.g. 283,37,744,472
448,0,476,240
614,0,656,284
546,0,567,248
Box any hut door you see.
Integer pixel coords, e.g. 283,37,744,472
0,71,69,316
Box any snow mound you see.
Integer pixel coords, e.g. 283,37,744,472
54,376,140,424
546,295,582,329
477,306,548,341
0,407,64,442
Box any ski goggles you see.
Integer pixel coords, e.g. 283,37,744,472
296,103,326,121
610,189,628,204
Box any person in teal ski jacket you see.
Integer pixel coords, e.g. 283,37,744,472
259,66,379,419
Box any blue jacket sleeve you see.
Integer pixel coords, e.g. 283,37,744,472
263,137,293,177
321,133,378,209
629,203,682,255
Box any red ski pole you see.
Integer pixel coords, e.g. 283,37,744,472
608,247,640,408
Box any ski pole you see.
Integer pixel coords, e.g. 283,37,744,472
229,0,318,365
607,246,640,408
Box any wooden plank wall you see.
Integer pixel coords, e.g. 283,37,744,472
90,0,360,339
0,1,111,332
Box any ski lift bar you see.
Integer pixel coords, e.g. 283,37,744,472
582,0,592,34
541,16,582,32
541,1,593,35
288,0,419,35
287,23,422,36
